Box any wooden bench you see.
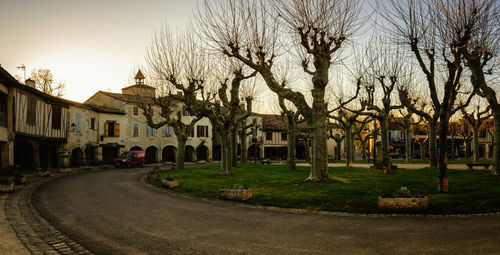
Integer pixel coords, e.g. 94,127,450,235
465,163,492,170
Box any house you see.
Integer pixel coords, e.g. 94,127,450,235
0,66,70,170
84,70,212,164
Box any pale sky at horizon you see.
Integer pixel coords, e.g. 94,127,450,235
0,0,196,103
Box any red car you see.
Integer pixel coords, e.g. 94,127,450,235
114,150,145,168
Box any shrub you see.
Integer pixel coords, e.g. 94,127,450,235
14,171,24,178
392,187,412,198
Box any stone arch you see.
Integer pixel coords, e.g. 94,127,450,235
185,145,195,162
145,146,158,163
196,145,208,161
130,146,143,151
162,145,176,162
71,147,84,167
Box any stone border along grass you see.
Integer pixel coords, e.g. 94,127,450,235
143,175,500,219
5,170,95,255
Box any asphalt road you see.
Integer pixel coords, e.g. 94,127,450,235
32,167,500,255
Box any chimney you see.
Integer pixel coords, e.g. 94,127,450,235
25,79,35,88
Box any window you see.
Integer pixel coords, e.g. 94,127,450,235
147,125,157,137
266,132,272,141
75,113,82,131
281,132,287,141
90,117,95,130
163,125,173,137
52,105,61,130
133,106,139,116
133,123,139,137
27,96,36,125
197,125,209,137
105,121,119,137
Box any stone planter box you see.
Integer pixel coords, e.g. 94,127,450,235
59,168,72,173
14,176,27,185
0,183,14,193
378,196,428,212
161,179,179,188
218,189,254,201
38,171,51,177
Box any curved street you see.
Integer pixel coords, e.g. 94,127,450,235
31,167,500,255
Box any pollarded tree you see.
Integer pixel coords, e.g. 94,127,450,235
383,0,477,191
457,119,474,159
142,29,208,170
457,0,500,175
392,109,422,164
198,0,364,181
461,103,492,163
140,98,202,171
278,95,305,171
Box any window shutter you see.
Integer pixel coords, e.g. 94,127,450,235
104,123,109,137
205,126,209,137
115,123,120,137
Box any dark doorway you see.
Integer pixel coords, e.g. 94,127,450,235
185,145,195,162
247,144,261,160
14,141,34,169
162,146,176,162
196,145,208,161
71,148,84,167
145,146,158,163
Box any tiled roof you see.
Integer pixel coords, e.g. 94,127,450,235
84,103,125,114
99,91,154,104
260,114,311,131
121,84,155,91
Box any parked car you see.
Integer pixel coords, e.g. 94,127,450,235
114,150,145,168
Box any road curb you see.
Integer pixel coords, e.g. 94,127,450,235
143,174,500,219
5,171,94,255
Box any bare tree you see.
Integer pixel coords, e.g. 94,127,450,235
29,69,65,97
198,0,363,181
462,103,492,163
393,109,423,163
143,29,209,170
457,119,474,159
457,0,500,175
383,0,478,191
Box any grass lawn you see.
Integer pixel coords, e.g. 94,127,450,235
330,158,492,164
149,164,500,214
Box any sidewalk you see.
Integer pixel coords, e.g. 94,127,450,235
0,194,30,255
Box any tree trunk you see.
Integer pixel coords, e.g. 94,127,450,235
473,127,480,163
231,127,238,167
307,97,328,181
380,116,391,172
438,113,449,192
361,140,367,161
176,136,186,171
345,126,353,167
240,127,248,164
493,111,500,175
305,137,311,162
429,121,438,167
287,124,297,170
219,132,233,175
405,129,412,164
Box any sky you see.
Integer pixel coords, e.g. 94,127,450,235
0,0,196,103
